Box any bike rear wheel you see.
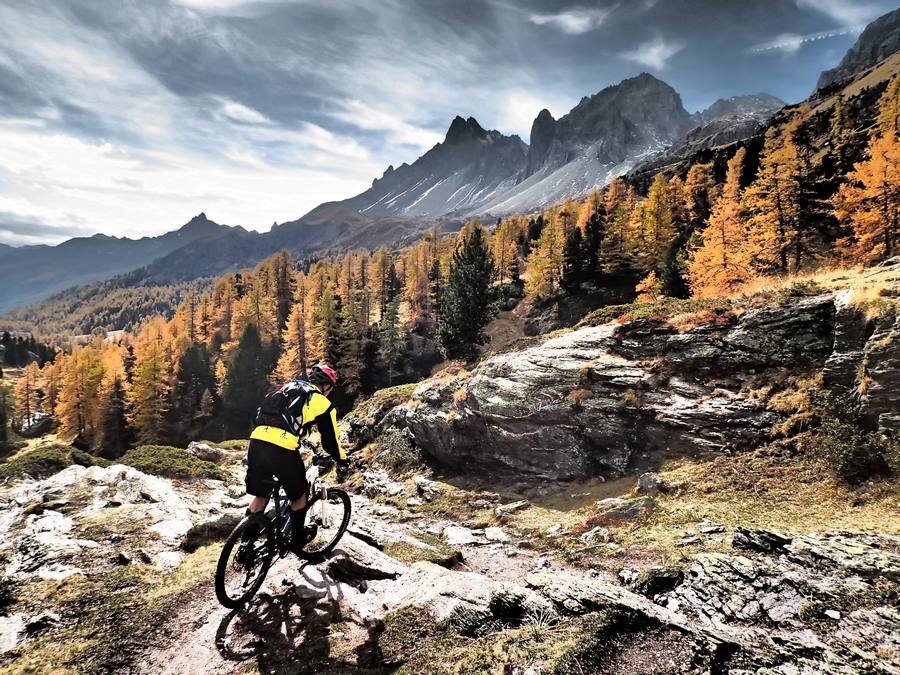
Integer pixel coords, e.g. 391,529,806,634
215,513,275,608
295,488,352,561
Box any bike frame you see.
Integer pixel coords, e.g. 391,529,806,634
269,457,329,556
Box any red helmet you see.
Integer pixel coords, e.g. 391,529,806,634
309,364,338,387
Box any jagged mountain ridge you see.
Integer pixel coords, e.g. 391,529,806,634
342,116,527,218
816,6,900,89
696,93,785,124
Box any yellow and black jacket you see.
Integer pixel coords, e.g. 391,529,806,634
250,381,345,461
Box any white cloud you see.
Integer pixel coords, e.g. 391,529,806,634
0,2,384,243
794,0,880,27
220,99,271,124
622,34,684,70
331,100,443,151
528,7,615,34
497,90,569,140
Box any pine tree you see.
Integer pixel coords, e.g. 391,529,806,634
437,226,498,359
376,295,407,386
561,226,585,290
222,324,269,438
96,374,128,457
127,321,172,445
525,213,565,299
0,384,10,448
834,83,899,263
57,345,105,445
687,148,754,297
275,279,309,381
14,362,40,427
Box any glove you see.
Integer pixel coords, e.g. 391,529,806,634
335,461,350,483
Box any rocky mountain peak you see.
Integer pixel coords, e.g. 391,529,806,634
817,7,900,90
444,115,488,144
698,93,785,123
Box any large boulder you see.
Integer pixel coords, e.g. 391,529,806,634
377,561,556,634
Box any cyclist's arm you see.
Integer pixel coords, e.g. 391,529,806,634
309,393,346,462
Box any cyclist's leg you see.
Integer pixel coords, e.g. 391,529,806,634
243,440,277,541
269,448,312,548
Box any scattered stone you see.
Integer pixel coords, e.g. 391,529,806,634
180,511,243,551
504,547,518,557
187,441,228,463
116,551,132,565
580,526,610,545
443,524,478,547
484,527,509,543
406,497,423,507
413,476,441,501
825,609,842,620
618,569,638,585
700,524,726,534
0,614,25,654
327,535,408,583
545,523,563,535
136,548,153,564
494,500,529,517
635,472,667,496
594,496,655,524
362,469,404,498
25,612,60,635
677,536,701,547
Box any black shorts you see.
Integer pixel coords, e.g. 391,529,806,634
245,439,308,501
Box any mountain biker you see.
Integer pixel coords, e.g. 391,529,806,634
243,364,349,552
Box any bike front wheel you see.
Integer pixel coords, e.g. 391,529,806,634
215,513,275,608
295,487,352,561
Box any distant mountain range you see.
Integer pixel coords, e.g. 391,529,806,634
1,6,898,322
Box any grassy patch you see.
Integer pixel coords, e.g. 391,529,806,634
383,532,461,566
386,610,622,674
1,545,219,674
807,388,900,481
374,429,424,475
579,297,734,328
608,441,900,557
198,439,247,452
0,444,110,480
120,445,227,481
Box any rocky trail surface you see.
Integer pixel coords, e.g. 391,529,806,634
1,443,897,674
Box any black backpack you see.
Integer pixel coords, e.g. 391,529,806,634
254,380,317,431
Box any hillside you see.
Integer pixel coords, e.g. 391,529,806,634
0,215,242,314
1,265,897,672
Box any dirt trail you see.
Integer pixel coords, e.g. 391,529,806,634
135,496,588,675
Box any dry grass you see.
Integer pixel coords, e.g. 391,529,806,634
733,263,899,320
452,386,469,404
568,388,592,408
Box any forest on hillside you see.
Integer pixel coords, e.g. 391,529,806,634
0,78,896,456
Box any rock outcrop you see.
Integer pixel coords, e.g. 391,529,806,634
376,296,815,479
372,286,899,479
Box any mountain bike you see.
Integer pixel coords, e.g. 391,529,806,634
214,452,352,608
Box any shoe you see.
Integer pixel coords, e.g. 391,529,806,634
289,525,317,554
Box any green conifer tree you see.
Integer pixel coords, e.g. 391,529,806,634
437,226,498,359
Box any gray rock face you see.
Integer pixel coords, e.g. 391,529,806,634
527,529,900,673
380,296,848,480
817,8,900,90
344,116,527,218
697,93,785,123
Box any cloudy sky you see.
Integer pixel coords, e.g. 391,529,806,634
0,0,895,246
